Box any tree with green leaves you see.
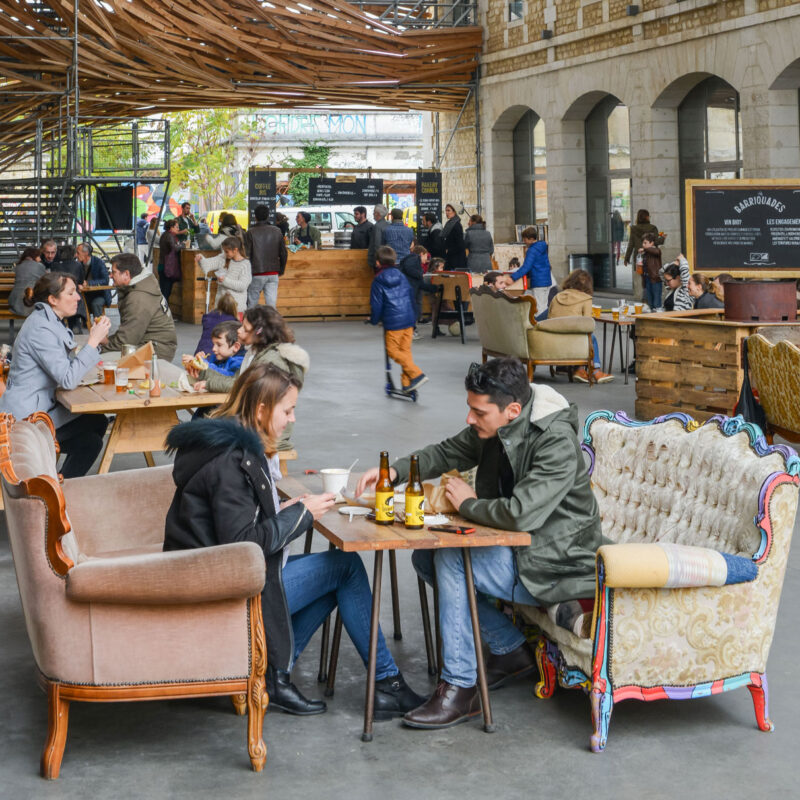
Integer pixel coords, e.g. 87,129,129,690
168,108,260,212
283,143,331,205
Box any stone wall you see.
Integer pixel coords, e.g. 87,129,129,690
433,0,800,285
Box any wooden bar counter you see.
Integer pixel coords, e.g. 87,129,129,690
157,247,373,324
635,309,800,422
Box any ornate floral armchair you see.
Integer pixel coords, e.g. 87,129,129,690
515,412,799,752
0,413,268,778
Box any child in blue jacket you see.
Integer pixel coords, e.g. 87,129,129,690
370,246,427,393
205,320,244,377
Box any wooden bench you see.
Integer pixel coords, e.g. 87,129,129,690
0,272,25,341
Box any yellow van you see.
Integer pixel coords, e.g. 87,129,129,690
205,209,249,234
402,206,417,230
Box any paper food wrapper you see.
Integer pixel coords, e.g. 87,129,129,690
117,342,154,380
423,469,475,514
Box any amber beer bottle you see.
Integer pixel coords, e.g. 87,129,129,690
405,455,424,530
374,451,394,525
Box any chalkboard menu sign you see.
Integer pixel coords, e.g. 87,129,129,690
308,177,383,206
415,171,442,244
687,179,800,272
248,169,276,225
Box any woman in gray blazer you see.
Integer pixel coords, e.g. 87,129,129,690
464,214,495,273
0,272,112,477
9,247,45,317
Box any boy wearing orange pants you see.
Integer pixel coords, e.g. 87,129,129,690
369,245,427,393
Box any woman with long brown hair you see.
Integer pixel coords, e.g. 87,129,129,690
164,363,424,717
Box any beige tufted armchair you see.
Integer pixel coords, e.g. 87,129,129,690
0,413,269,779
469,285,595,382
515,412,799,752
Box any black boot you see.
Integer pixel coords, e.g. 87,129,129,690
265,666,327,716
374,672,427,720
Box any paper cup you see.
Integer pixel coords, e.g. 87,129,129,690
320,468,350,496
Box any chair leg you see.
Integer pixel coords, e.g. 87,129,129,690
247,599,268,772
231,693,247,715
527,361,534,381
590,678,613,753
747,672,774,732
317,540,333,682
389,550,402,641
41,682,69,780
533,638,557,699
418,576,438,675
325,612,343,697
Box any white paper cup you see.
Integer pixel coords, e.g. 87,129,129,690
320,468,350,496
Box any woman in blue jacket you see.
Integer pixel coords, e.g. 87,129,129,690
500,226,553,314
0,272,111,477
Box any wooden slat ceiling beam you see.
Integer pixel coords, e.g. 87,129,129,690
0,0,482,139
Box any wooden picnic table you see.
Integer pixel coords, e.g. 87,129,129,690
56,359,227,473
278,475,531,742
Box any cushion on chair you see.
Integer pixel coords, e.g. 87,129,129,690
536,315,595,334
527,328,590,361
747,333,800,435
599,542,758,589
470,290,532,359
8,420,59,482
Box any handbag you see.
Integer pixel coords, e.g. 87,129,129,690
734,338,768,433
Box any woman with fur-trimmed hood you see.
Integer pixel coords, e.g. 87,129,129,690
188,305,310,450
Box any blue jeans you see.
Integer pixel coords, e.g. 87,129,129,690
282,551,397,681
248,275,279,309
644,277,662,310
412,546,538,688
592,333,601,369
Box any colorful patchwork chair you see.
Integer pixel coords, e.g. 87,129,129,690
515,412,800,752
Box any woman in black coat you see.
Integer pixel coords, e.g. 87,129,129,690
164,363,424,717
442,203,466,270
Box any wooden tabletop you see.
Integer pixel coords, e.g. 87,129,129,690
57,359,227,413
279,475,531,553
597,313,637,326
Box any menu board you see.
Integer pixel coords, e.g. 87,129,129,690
688,180,800,271
308,177,383,206
415,171,442,244
248,169,276,225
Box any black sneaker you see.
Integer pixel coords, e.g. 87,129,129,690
374,673,427,720
405,373,428,392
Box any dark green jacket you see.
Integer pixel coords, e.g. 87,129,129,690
393,385,603,604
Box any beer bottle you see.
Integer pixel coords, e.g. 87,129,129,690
404,455,424,530
375,451,394,525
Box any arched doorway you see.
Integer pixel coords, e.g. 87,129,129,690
585,95,631,290
678,76,742,249
513,110,547,229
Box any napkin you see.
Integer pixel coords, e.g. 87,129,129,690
117,342,154,379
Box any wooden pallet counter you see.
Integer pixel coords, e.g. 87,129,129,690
635,309,800,422
155,248,372,324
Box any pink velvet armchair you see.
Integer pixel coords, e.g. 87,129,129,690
0,412,269,779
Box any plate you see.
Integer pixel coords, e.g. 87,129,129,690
338,506,371,518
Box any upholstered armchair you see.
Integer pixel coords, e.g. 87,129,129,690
515,413,799,752
469,285,595,381
0,413,268,779
747,327,800,443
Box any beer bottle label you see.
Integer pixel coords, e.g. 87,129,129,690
405,495,425,528
375,490,394,522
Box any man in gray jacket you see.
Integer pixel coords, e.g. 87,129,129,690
102,253,178,360
357,358,603,730
367,204,390,271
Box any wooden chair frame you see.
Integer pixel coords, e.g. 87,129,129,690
430,272,474,344
0,413,268,779
471,285,595,384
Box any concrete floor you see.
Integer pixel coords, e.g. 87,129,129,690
1,318,799,799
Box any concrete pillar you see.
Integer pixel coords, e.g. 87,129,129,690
544,116,587,281
484,124,516,244
629,103,682,261
740,86,800,179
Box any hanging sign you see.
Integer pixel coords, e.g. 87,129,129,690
248,169,277,225
415,171,442,243
308,177,384,206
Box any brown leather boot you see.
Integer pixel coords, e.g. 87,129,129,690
485,642,537,690
402,681,481,729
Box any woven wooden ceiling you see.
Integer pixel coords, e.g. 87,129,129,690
0,0,482,127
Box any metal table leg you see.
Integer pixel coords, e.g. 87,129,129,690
389,551,402,641
462,548,495,733
418,577,437,676
433,564,442,679
617,323,624,374
601,322,608,373
325,612,343,697
623,325,631,385
362,550,384,742
609,325,618,374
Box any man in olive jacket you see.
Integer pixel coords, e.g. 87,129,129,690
103,253,178,360
357,357,603,729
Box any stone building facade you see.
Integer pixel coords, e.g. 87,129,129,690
435,0,800,289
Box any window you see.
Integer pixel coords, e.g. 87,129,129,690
509,1,523,22
678,77,742,248
513,110,547,226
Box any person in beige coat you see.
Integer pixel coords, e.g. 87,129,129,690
548,269,612,384
195,236,252,315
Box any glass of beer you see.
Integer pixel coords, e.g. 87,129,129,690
592,305,601,318
612,309,620,321
114,367,129,393
634,302,643,314
104,362,117,385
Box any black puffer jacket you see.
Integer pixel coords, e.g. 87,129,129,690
163,417,311,670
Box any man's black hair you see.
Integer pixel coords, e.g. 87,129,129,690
354,206,367,216
254,204,270,222
465,358,531,410
423,212,438,224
